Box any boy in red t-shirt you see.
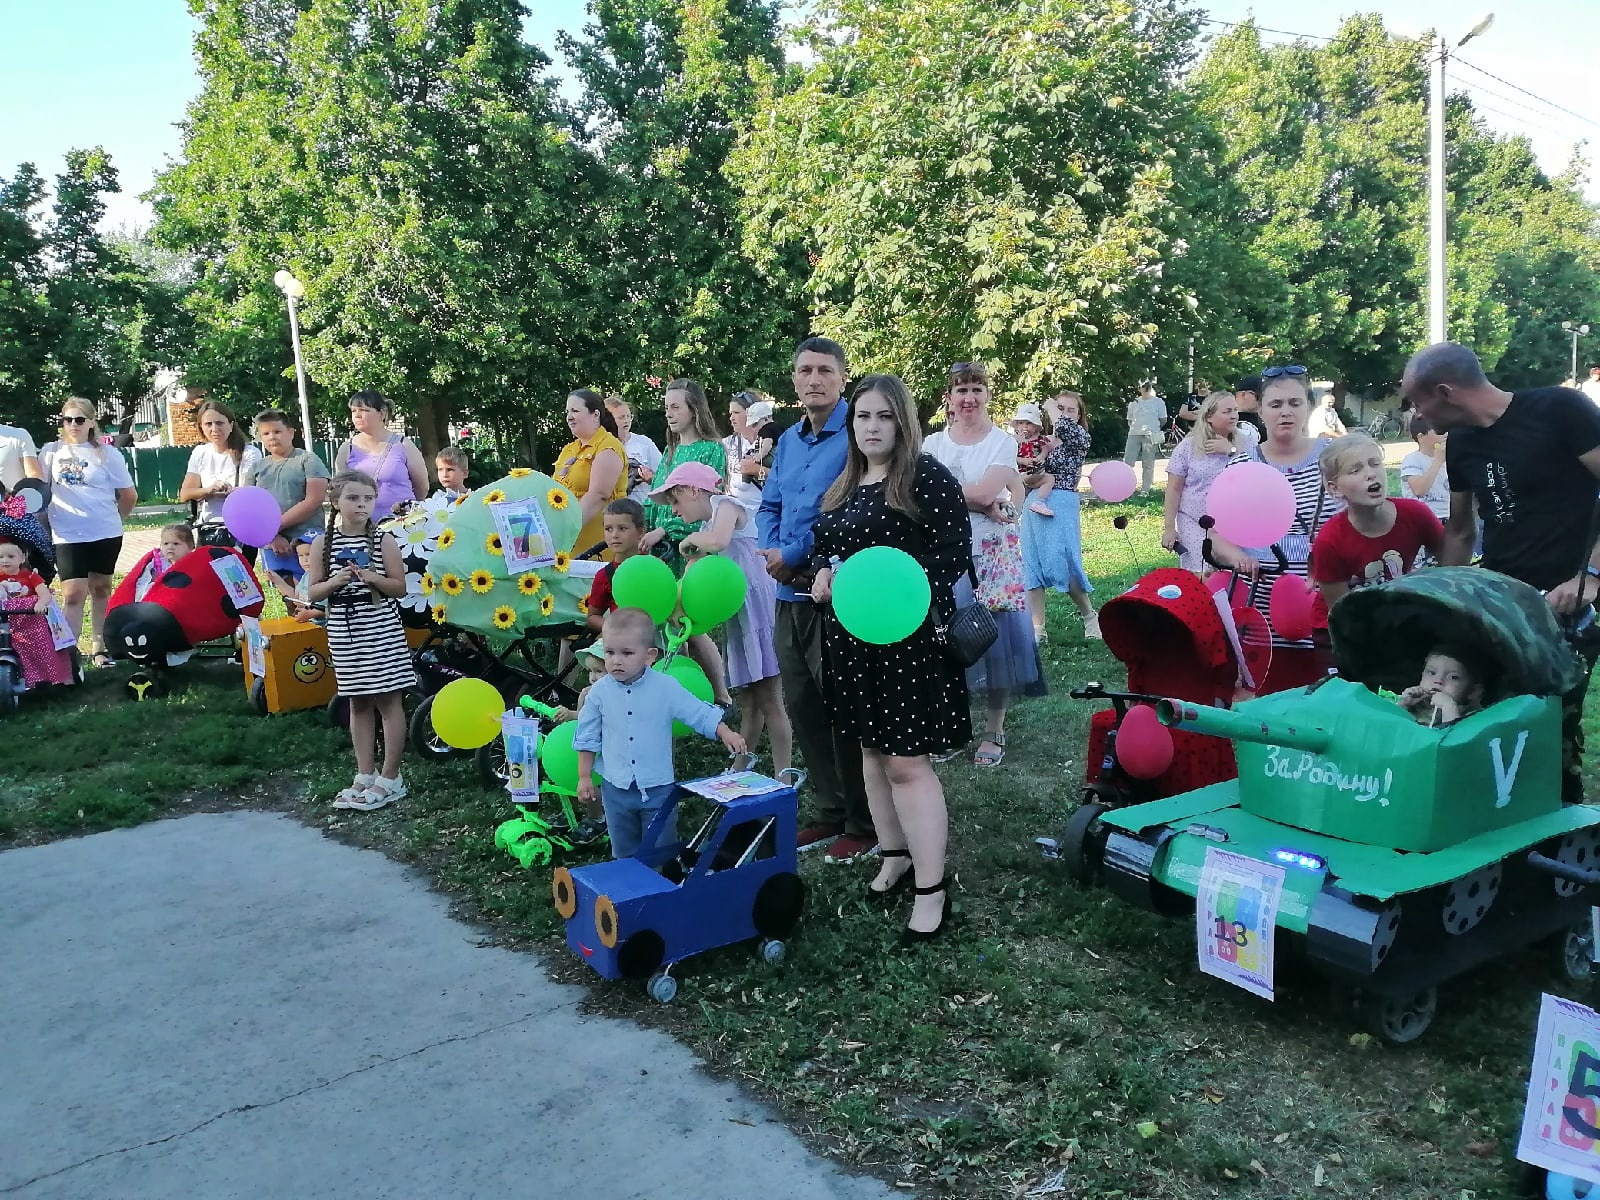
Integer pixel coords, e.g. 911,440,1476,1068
1312,433,1444,607
584,498,647,632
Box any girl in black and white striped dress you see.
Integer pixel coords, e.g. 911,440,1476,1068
306,470,416,810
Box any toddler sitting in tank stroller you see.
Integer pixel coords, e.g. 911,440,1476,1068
1397,643,1491,727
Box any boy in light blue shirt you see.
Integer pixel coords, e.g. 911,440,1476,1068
574,607,745,857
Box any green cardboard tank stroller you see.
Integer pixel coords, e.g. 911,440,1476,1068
1066,567,1600,1043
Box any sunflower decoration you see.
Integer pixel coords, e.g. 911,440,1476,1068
553,551,572,573
492,605,518,631
517,572,543,597
420,572,435,595
539,593,556,617
577,597,589,616
482,489,507,506
546,487,570,511
440,572,465,597
485,531,503,556
437,528,456,550
470,568,495,594
509,467,533,478
430,604,448,625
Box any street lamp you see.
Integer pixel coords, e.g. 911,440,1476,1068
1564,321,1591,381
1428,13,1495,344
273,269,313,444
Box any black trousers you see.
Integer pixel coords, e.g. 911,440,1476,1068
774,600,873,837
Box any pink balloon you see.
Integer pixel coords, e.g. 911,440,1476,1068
1117,703,1175,781
1206,462,1296,547
222,486,283,548
1269,574,1317,642
1090,460,1137,503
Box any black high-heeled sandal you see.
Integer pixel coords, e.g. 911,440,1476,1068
866,848,911,903
898,879,953,947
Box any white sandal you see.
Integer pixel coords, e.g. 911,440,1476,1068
348,775,407,811
333,774,376,808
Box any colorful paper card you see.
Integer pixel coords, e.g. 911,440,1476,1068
490,497,556,573
45,602,79,652
241,615,265,678
1196,847,1285,1000
213,553,264,608
1518,993,1600,1186
501,713,540,800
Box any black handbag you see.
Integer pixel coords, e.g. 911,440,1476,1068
191,457,243,548
936,564,999,668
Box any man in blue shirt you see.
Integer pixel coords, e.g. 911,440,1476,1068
758,336,876,861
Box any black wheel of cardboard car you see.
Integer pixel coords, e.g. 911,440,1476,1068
409,695,459,763
1366,987,1436,1045
618,930,666,981
249,678,269,716
1062,801,1110,885
646,970,678,1004
758,938,786,964
0,661,18,714
1555,920,1598,984
752,872,805,940
475,736,509,789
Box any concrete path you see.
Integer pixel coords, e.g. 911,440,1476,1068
0,813,892,1200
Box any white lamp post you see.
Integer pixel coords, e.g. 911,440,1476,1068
1427,14,1495,344
1564,321,1591,381
273,269,312,442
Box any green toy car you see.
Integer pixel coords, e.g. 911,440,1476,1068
1064,567,1600,1043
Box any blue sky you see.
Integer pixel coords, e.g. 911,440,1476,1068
2,0,1597,230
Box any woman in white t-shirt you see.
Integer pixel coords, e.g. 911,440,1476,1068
723,391,777,511
41,398,137,666
924,363,1045,768
605,396,664,504
178,400,263,544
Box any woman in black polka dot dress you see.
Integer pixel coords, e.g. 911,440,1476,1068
810,375,972,944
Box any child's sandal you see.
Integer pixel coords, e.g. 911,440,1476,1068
333,774,376,808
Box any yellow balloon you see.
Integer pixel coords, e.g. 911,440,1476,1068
430,678,504,749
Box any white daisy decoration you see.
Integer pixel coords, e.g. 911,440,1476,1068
398,571,429,613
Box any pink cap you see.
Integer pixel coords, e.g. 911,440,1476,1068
649,461,723,496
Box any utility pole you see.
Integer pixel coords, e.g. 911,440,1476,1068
1427,15,1495,344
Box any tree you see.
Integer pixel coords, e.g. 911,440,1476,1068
729,0,1210,411
561,0,808,405
0,164,55,433
152,0,590,463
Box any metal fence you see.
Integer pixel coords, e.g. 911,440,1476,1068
122,441,340,502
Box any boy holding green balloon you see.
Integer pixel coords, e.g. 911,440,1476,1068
573,607,746,857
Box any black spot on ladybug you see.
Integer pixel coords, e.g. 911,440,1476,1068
206,546,233,561
220,594,239,619
164,571,193,589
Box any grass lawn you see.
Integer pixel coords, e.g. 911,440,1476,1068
2,488,1586,1199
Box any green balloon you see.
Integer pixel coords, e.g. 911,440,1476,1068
655,654,713,737
831,546,931,644
612,554,678,624
540,720,598,793
679,553,748,631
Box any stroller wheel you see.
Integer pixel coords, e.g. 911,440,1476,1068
1061,800,1110,885
476,735,510,790
409,695,461,763
0,660,19,714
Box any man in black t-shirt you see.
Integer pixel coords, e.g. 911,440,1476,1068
1234,376,1266,441
1402,341,1600,802
1402,342,1600,599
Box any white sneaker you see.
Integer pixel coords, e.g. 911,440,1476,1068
333,774,376,808
348,775,406,811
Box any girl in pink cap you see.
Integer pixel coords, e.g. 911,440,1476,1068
653,460,791,774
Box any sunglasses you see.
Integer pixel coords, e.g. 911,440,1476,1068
733,391,759,406
57,415,90,425
1261,365,1309,379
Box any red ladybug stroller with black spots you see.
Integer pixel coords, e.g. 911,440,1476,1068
1040,567,1245,880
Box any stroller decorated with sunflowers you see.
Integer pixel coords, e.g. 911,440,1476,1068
388,468,603,781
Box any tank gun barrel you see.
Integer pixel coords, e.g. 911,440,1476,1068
1156,698,1331,754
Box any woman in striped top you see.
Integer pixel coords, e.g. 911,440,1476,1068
1205,367,1345,694
306,470,417,810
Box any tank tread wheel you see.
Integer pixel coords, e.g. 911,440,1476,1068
1061,801,1110,885
1555,920,1599,985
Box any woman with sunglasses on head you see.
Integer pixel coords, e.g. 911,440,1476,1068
1205,365,1346,693
40,399,137,666
925,362,1045,768
333,391,429,519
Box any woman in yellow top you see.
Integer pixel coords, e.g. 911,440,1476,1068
554,389,628,557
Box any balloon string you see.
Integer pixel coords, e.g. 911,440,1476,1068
663,615,691,657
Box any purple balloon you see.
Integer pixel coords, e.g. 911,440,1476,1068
222,486,283,548
1206,462,1296,548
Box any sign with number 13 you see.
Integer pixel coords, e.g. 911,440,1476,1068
1195,848,1285,1000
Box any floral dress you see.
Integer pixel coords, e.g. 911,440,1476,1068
642,438,727,572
